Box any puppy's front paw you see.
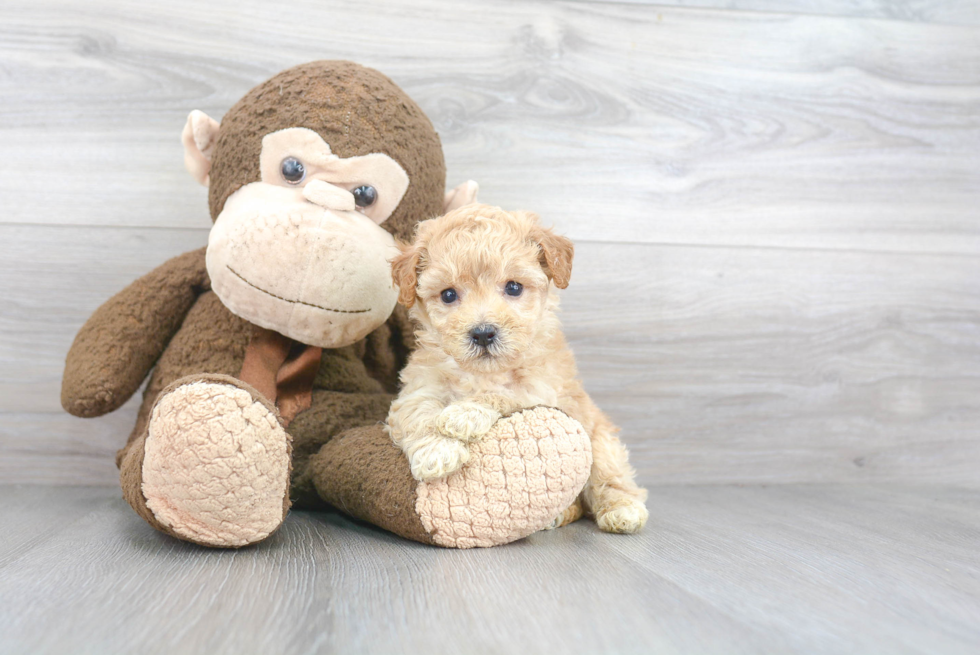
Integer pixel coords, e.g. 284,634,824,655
409,437,470,481
436,402,500,442
596,497,649,534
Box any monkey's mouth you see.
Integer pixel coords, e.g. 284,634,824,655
227,266,371,314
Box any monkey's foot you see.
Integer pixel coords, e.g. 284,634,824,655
141,378,291,547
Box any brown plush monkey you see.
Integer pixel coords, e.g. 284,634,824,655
62,61,591,548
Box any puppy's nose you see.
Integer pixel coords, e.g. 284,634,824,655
469,324,497,348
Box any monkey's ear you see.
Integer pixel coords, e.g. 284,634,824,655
526,215,574,289
181,110,221,187
443,180,479,213
390,242,424,307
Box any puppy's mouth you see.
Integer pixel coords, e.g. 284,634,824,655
466,340,504,359
460,341,514,368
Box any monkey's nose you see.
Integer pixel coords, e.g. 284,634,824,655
469,324,497,348
303,179,356,212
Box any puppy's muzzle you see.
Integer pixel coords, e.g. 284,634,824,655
469,324,497,349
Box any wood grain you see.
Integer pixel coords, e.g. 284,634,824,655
580,0,980,25
1,0,978,253
3,2,979,651
1,484,978,654
3,225,978,487
1,2,978,485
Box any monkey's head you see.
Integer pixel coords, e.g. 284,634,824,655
182,61,478,348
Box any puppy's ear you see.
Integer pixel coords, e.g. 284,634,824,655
390,242,423,307
524,214,574,289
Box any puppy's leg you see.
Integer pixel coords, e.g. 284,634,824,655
437,391,538,442
436,401,500,442
436,389,538,442
406,435,471,481
581,410,649,534
546,496,584,530
387,389,469,482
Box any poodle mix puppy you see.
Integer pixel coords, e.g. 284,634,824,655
386,204,648,534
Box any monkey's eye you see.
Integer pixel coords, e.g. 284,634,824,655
504,281,524,297
440,288,458,304
280,157,306,184
352,185,378,208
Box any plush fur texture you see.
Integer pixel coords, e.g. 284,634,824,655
309,407,593,548
62,62,441,547
61,62,597,549
388,205,649,534
207,61,445,241
142,378,291,547
414,406,592,548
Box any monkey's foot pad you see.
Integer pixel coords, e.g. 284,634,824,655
416,407,592,548
142,381,290,547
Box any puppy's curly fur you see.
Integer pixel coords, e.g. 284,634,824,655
386,204,648,534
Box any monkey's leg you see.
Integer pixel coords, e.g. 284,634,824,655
285,390,394,509
310,407,593,548
119,374,291,548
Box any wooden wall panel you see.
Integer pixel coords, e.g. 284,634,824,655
2,226,977,486
2,1,977,253
582,0,980,25
1,0,977,486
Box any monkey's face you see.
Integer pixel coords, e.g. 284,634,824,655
206,128,409,348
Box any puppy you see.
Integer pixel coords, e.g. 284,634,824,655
386,204,648,534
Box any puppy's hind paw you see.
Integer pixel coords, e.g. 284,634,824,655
546,498,584,530
596,498,649,534
409,437,470,481
436,402,500,442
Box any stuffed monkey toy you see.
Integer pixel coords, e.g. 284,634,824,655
62,61,592,549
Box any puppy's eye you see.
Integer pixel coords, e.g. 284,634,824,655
353,185,377,208
504,281,523,297
281,157,306,184
440,288,458,304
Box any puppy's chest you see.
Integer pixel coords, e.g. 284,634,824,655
448,370,560,407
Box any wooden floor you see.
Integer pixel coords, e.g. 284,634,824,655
2,0,979,652
1,484,978,655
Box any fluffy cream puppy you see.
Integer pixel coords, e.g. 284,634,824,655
386,204,648,533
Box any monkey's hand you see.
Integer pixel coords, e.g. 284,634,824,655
436,401,501,442
62,248,209,418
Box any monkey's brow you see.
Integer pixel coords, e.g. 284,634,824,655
227,266,371,314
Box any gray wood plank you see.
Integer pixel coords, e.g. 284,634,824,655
1,0,977,254
579,0,980,26
0,485,118,568
0,224,208,416
3,225,978,486
0,409,137,487
566,242,980,487
1,484,978,654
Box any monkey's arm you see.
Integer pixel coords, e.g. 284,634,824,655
62,247,209,418
360,304,416,393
